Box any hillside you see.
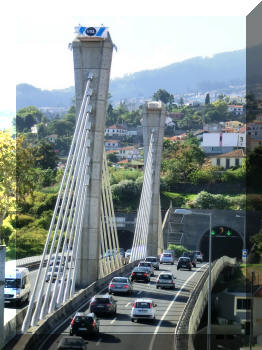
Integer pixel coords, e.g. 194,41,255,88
16,49,245,110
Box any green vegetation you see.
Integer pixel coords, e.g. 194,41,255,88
167,244,190,258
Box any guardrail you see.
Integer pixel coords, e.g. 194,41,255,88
174,256,237,350
4,261,138,350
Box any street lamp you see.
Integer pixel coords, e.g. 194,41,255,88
175,208,212,350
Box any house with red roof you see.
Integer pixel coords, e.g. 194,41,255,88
105,124,127,137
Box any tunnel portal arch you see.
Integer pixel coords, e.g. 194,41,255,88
117,229,134,250
199,226,243,261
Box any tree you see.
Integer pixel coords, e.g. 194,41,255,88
107,152,118,163
179,97,184,106
205,93,210,105
16,106,44,132
0,131,16,242
153,89,174,110
33,141,59,170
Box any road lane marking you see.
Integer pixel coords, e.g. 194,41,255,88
149,263,209,350
96,337,102,346
125,302,131,307
137,291,142,295
110,317,117,324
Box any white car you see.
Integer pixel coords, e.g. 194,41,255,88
131,298,157,322
160,252,174,265
138,261,154,276
156,271,176,290
125,249,132,262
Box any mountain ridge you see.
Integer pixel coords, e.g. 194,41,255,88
16,48,245,110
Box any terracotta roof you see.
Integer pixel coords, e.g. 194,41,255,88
214,149,246,158
120,146,137,151
107,124,127,129
118,159,129,164
106,150,119,154
228,105,244,108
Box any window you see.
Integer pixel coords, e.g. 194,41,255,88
237,298,251,310
226,159,230,169
235,159,240,167
216,158,220,166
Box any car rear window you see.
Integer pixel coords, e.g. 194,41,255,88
136,302,150,308
145,258,157,262
160,274,172,279
112,278,128,283
163,254,172,257
94,298,110,303
180,258,189,262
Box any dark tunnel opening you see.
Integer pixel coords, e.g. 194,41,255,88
117,230,134,250
199,226,243,261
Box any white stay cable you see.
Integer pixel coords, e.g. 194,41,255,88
22,76,93,333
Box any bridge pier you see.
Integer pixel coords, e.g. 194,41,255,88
142,102,165,256
72,34,113,287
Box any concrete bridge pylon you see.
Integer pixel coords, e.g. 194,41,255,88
72,33,113,287
142,101,166,256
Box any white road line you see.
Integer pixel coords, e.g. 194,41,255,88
137,291,142,295
96,337,102,346
125,302,131,307
148,263,209,350
110,317,117,324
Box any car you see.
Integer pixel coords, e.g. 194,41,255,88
138,261,154,276
90,294,117,316
131,298,157,322
156,272,176,290
57,336,87,349
108,276,133,295
192,250,203,262
144,256,159,270
182,252,197,267
70,312,99,337
130,267,150,283
177,257,192,271
160,252,174,265
46,266,65,282
125,249,132,262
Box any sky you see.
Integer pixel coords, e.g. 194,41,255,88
0,0,260,115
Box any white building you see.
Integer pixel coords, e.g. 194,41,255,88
118,146,141,160
228,105,244,115
201,132,246,154
104,139,120,151
105,124,127,137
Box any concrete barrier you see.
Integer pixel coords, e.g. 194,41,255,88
6,261,137,350
175,256,237,350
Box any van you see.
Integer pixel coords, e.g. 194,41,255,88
4,264,30,305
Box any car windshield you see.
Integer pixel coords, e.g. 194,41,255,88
160,274,172,279
112,278,128,283
60,337,84,346
5,278,21,288
136,302,151,308
95,298,110,304
145,258,157,262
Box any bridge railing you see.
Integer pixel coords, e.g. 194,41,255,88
174,256,237,350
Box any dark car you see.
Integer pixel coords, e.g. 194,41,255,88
90,294,117,316
57,336,87,349
177,257,192,271
182,252,197,267
130,267,150,283
70,312,99,337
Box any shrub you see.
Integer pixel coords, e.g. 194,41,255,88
30,193,57,216
0,219,15,245
167,244,190,258
10,214,35,228
188,191,231,209
247,194,262,211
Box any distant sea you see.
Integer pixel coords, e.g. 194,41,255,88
0,112,14,131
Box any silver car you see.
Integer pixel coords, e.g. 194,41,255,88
138,261,154,276
156,271,176,290
108,276,133,295
145,256,159,270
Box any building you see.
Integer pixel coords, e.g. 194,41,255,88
118,146,141,160
104,139,120,151
210,149,245,169
47,134,58,143
247,121,262,138
201,132,246,154
225,121,244,131
105,124,127,137
203,122,225,132
228,105,244,115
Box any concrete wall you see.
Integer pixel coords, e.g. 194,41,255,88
0,245,6,350
142,102,166,256
72,34,113,287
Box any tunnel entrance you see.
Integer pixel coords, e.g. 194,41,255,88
117,229,134,250
199,226,243,261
